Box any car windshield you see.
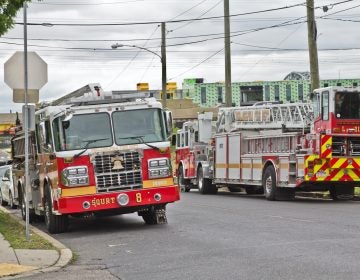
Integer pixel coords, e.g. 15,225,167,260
335,91,360,119
53,113,113,151
112,108,166,145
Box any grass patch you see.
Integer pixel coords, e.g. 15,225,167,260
0,211,55,250
70,252,78,265
355,187,360,196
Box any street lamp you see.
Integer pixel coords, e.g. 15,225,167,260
111,42,167,107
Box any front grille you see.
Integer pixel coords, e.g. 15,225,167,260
93,151,142,192
350,138,360,156
332,137,360,156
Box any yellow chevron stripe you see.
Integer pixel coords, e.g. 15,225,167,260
331,158,347,169
321,136,332,158
347,169,360,180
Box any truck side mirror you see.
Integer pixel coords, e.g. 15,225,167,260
164,110,173,137
171,134,176,146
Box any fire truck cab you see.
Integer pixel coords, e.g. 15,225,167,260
12,84,180,233
176,86,360,201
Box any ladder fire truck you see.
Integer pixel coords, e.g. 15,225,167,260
175,86,360,200
11,84,180,233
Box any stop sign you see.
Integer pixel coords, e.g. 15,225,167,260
4,51,48,90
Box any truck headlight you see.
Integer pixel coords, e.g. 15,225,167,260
61,166,89,187
148,158,171,179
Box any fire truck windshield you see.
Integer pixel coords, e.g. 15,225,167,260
112,108,166,145
335,91,360,119
53,113,113,151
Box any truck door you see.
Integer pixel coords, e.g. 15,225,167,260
35,120,56,205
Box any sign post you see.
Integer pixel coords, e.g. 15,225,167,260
4,4,48,241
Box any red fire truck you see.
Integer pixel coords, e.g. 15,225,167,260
176,86,360,200
11,84,180,233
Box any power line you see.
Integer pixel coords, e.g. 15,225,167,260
16,0,356,27
31,0,145,5
15,2,307,26
321,17,360,22
170,0,222,32
169,48,224,80
106,25,160,87
169,0,209,21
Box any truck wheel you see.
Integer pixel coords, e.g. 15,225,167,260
178,167,190,193
19,187,35,222
44,187,69,233
263,165,277,201
229,187,241,193
0,190,7,206
140,206,167,225
330,186,354,201
9,191,16,209
245,186,256,194
197,167,217,194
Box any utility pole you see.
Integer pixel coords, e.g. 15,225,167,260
224,0,232,107
306,0,320,90
161,22,167,108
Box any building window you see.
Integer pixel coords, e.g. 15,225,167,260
337,83,342,86
217,87,223,103
298,84,303,101
286,84,291,101
200,87,207,104
265,85,270,101
274,85,280,101
353,82,358,87
324,83,329,87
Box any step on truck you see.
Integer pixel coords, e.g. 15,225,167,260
175,86,360,200
11,84,180,233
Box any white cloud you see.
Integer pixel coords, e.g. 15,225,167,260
1,0,360,112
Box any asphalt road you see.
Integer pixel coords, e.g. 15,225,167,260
19,191,360,280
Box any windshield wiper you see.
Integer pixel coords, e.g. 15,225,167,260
117,135,160,152
74,138,109,158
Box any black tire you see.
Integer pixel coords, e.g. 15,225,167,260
19,186,35,222
8,191,16,209
178,167,191,193
263,165,277,201
0,190,7,206
229,187,241,193
245,186,256,195
141,206,167,225
330,186,354,201
197,167,217,194
44,186,69,233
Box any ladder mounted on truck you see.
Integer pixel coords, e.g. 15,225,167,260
217,102,314,133
51,83,151,106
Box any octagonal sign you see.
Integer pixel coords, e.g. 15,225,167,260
4,51,48,90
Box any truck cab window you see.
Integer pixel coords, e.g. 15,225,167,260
37,121,53,153
321,91,329,121
311,93,320,119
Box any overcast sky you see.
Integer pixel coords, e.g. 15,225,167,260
1,0,359,112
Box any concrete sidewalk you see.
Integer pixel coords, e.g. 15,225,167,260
0,206,73,279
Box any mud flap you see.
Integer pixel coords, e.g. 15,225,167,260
155,208,168,224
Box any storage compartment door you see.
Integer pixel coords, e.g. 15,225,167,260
228,134,241,180
215,135,227,179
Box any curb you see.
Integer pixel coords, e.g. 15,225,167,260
0,206,73,279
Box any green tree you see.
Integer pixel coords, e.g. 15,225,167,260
0,0,31,36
